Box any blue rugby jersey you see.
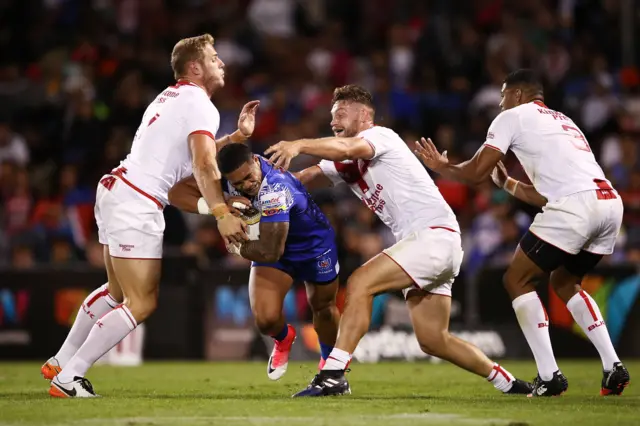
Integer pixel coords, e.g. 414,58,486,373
224,156,335,262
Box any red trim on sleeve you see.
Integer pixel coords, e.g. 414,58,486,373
483,144,504,153
362,137,376,158
429,226,458,234
189,130,215,140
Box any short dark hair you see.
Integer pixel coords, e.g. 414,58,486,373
217,143,253,174
332,84,374,109
503,69,544,95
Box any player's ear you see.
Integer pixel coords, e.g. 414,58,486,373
189,60,201,77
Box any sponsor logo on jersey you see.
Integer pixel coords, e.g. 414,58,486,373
362,183,386,213
260,187,293,216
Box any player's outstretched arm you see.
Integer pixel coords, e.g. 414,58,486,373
189,133,248,244
415,137,503,186
293,165,334,191
215,100,260,150
236,221,289,263
491,161,548,208
265,137,374,170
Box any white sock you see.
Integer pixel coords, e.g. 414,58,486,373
567,290,620,371
512,291,559,381
57,305,137,383
322,348,352,371
55,283,119,367
486,363,515,393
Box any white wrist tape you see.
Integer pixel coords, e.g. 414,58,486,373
197,197,210,215
227,243,242,256
232,202,248,211
504,178,519,196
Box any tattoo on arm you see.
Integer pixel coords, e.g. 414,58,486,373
240,221,289,263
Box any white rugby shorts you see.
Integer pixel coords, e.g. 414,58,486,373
529,189,623,255
95,175,165,259
383,227,463,298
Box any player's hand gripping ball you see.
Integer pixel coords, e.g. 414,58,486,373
228,196,260,241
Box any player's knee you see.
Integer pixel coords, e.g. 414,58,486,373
345,274,372,298
550,271,581,303
107,282,124,303
502,268,522,294
254,310,281,335
124,293,158,323
309,296,336,320
417,330,449,358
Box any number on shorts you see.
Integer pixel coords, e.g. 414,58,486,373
561,124,591,152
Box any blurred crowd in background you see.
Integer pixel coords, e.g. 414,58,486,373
0,0,639,277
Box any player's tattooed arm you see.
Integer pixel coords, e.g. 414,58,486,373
293,166,334,190
415,137,504,185
239,221,289,263
265,137,374,170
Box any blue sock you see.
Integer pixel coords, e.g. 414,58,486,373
272,324,289,342
319,342,334,360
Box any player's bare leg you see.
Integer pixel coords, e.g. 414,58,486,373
550,266,629,395
293,254,404,396
406,289,531,394
503,247,567,396
293,253,531,397
305,278,340,369
249,267,296,380
50,256,160,398
42,246,123,381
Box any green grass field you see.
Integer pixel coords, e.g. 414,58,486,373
0,360,638,426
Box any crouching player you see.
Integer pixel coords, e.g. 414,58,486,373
169,143,340,379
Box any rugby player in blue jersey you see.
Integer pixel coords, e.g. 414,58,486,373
169,143,340,380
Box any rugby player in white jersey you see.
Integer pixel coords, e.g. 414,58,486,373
41,34,259,397
264,84,533,397
415,69,630,397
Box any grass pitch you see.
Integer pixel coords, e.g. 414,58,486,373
0,360,638,426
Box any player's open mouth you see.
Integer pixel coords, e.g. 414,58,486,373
333,128,344,136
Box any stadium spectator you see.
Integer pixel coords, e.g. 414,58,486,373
0,0,637,275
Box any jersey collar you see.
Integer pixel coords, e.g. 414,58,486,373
173,79,205,91
531,100,548,108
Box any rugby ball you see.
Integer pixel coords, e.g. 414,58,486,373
233,202,260,241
